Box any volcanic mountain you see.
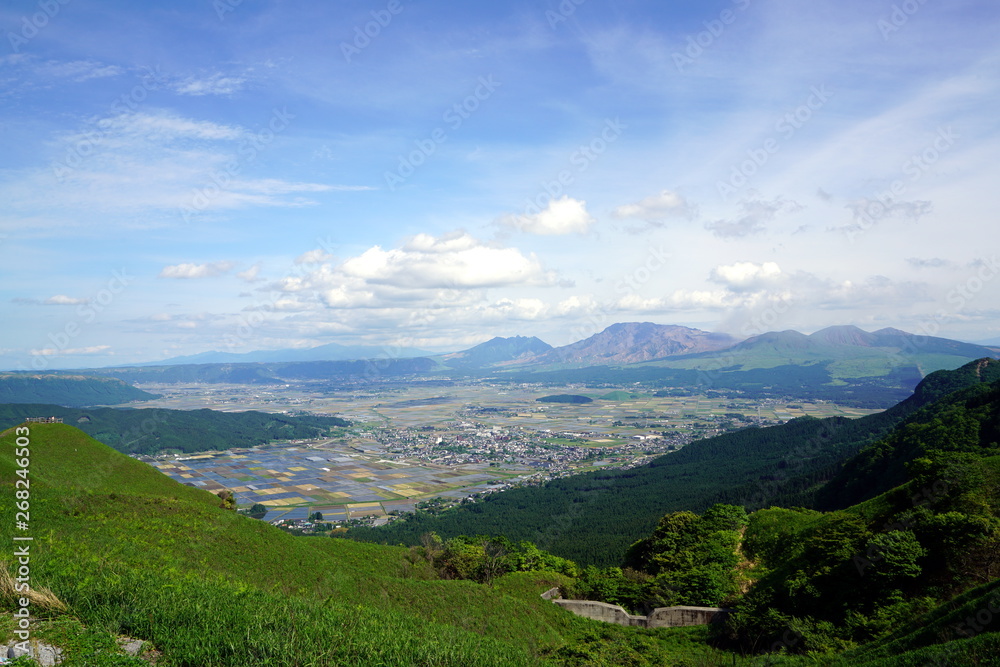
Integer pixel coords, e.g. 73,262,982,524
439,336,553,369
527,322,739,366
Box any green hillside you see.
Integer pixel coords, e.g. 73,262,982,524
0,424,738,666
0,373,157,407
490,362,1000,662
0,404,348,455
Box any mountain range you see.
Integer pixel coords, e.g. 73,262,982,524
120,322,1000,373
49,322,1000,408
519,322,737,366
132,341,433,366
472,323,1000,371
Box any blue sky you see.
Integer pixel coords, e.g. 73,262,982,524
2,0,999,369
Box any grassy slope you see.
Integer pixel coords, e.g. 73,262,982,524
0,424,737,666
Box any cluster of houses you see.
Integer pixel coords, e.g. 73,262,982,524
358,421,691,474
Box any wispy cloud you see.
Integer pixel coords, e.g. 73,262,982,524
159,261,236,279
172,72,247,96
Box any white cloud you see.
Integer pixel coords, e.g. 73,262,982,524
173,73,247,96
613,190,693,221
502,196,595,235
709,261,784,292
159,261,235,279
15,54,126,84
243,298,315,313
97,111,244,141
340,232,553,288
42,295,88,305
33,59,124,82
237,263,264,282
0,110,351,220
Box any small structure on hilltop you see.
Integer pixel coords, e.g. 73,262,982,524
26,416,64,423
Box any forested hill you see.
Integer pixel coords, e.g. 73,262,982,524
348,358,1000,566
0,403,348,455
816,357,1000,510
0,372,157,406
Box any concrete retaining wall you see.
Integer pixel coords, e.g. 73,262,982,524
646,605,730,627
543,590,730,628
552,599,647,626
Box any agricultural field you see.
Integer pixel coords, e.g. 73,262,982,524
137,380,881,521
134,380,879,431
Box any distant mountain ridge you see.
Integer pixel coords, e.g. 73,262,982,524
525,322,739,366
134,341,433,366
716,324,999,367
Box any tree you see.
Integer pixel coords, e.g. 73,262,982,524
216,490,236,510
248,503,268,519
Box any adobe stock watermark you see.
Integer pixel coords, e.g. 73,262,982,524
384,75,501,191
518,117,626,220
845,126,958,244
18,268,133,371
11,425,33,657
180,107,295,223
52,66,167,182
878,0,931,40
340,0,404,63
717,85,833,201
546,0,587,29
7,0,71,53
673,0,751,73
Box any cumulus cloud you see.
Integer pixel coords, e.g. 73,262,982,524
340,232,554,288
613,189,694,222
159,261,235,279
501,196,595,235
705,197,801,239
709,261,783,292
